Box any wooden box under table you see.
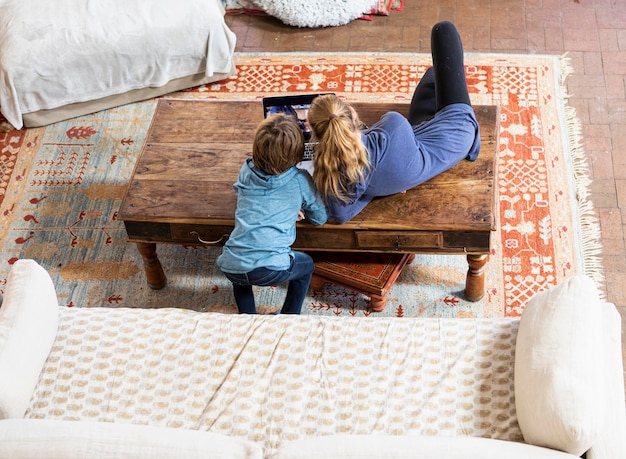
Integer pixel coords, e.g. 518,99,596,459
309,252,415,312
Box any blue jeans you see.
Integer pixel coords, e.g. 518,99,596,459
222,251,314,314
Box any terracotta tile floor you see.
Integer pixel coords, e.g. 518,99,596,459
226,0,626,383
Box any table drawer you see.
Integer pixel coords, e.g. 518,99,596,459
355,231,443,250
171,225,233,246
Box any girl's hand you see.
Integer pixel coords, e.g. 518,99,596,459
297,210,305,221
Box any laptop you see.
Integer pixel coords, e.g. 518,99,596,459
262,93,333,161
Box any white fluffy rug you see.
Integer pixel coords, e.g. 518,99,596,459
252,0,377,28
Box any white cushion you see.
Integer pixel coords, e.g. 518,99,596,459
0,259,59,419
514,275,606,456
272,435,579,458
0,419,263,459
254,0,376,27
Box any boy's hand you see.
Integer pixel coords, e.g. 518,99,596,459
297,210,305,221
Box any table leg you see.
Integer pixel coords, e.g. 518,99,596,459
136,243,167,289
369,295,386,312
464,254,488,302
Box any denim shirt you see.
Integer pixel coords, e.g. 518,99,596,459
217,158,327,274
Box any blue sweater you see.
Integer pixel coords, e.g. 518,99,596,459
217,158,328,274
326,103,480,223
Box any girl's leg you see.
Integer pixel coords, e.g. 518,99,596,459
408,67,437,125
430,21,471,109
408,21,469,124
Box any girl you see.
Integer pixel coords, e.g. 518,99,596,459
307,21,480,223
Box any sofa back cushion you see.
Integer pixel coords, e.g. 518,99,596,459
0,419,262,459
272,434,579,458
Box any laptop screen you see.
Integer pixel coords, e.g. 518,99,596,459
262,93,334,161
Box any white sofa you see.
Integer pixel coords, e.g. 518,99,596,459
0,259,624,458
0,0,237,129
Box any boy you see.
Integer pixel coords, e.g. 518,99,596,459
217,114,327,314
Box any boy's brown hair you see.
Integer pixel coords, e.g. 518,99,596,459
252,114,304,175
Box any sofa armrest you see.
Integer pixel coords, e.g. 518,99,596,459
515,275,610,455
586,301,626,459
515,275,626,458
0,259,59,419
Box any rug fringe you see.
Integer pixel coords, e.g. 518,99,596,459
558,54,606,297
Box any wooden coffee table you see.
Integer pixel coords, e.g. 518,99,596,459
119,99,498,301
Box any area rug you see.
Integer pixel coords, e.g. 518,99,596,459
0,52,603,318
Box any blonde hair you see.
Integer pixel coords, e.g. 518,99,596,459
308,94,369,202
252,114,304,175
